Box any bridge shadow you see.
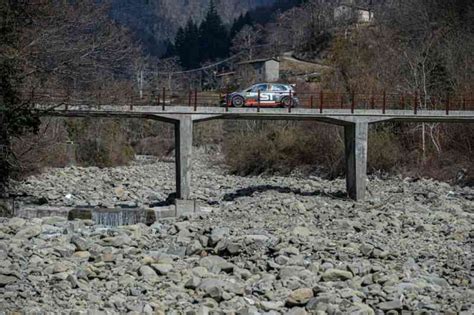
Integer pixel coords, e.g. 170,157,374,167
222,185,347,202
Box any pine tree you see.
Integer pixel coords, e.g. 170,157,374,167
184,19,200,69
173,19,201,69
199,0,229,62
174,26,186,66
162,39,176,58
230,12,254,39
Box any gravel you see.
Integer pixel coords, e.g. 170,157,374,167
1,150,473,314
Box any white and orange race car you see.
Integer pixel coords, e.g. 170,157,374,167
223,83,299,107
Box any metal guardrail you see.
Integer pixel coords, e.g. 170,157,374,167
21,88,474,115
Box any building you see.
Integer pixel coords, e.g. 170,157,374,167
236,58,280,83
334,3,374,24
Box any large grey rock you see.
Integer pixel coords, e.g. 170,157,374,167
210,227,230,245
14,224,42,239
151,263,173,275
139,266,158,283
197,279,228,301
7,217,26,231
199,255,234,273
322,269,353,281
71,235,90,251
186,239,203,256
376,300,402,311
0,275,17,287
287,288,314,306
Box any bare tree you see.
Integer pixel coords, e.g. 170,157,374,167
231,25,263,60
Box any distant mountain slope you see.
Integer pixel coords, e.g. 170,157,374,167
109,0,276,56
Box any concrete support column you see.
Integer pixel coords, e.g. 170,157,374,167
175,116,193,200
344,122,368,201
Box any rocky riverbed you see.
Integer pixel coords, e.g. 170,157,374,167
1,152,473,314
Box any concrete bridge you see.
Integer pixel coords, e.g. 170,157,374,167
37,104,474,214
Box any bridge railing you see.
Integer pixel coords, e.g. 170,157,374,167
21,87,474,114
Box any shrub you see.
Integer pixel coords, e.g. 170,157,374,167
222,121,344,177
66,118,135,167
367,125,403,173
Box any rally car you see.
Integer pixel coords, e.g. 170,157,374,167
222,83,299,107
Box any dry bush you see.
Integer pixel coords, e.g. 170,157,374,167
65,118,135,168
367,125,404,173
223,121,344,176
11,118,71,178
194,120,224,147
222,121,473,186
134,136,174,158
11,117,139,178
399,124,474,185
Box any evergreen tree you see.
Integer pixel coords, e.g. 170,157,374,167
174,26,186,65
173,19,201,69
230,12,253,39
199,0,229,62
184,19,200,69
162,39,176,58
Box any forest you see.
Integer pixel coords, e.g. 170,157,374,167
1,0,474,197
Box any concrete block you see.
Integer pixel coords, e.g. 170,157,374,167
152,207,177,220
17,206,72,219
175,199,199,216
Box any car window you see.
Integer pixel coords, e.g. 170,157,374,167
251,84,268,92
272,84,288,92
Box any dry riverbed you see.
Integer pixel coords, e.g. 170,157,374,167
1,152,473,314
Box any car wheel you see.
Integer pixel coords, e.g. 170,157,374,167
281,96,293,108
232,95,245,107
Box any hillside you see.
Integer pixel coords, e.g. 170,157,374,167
109,0,276,55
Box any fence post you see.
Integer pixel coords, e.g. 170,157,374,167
462,95,466,111
257,90,261,112
65,88,69,111
310,95,313,109
162,88,166,111
400,94,405,110
130,95,133,111
351,91,355,114
414,91,418,115
194,88,198,111
370,94,375,110
319,90,323,113
382,90,386,114
289,90,292,113
225,89,229,112
446,93,450,115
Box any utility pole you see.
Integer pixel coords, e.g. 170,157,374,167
137,68,144,99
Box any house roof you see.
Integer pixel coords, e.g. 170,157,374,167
236,58,279,65
216,71,235,77
337,4,371,12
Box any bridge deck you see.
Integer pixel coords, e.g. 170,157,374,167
39,105,474,124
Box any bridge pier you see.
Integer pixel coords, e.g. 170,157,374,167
174,116,194,214
344,122,368,201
